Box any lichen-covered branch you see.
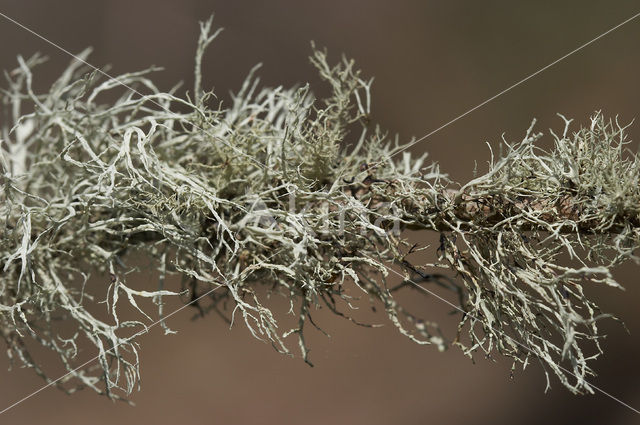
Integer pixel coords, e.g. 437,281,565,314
1,17,638,398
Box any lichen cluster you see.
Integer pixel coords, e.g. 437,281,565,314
1,17,638,399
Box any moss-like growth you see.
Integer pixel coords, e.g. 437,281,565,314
1,17,638,399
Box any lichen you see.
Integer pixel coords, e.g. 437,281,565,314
1,16,638,399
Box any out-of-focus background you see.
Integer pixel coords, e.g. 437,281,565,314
0,1,639,424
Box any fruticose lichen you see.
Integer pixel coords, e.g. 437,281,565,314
1,17,638,399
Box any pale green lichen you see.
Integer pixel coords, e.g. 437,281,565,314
0,17,638,399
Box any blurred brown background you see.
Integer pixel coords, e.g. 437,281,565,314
0,1,639,424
